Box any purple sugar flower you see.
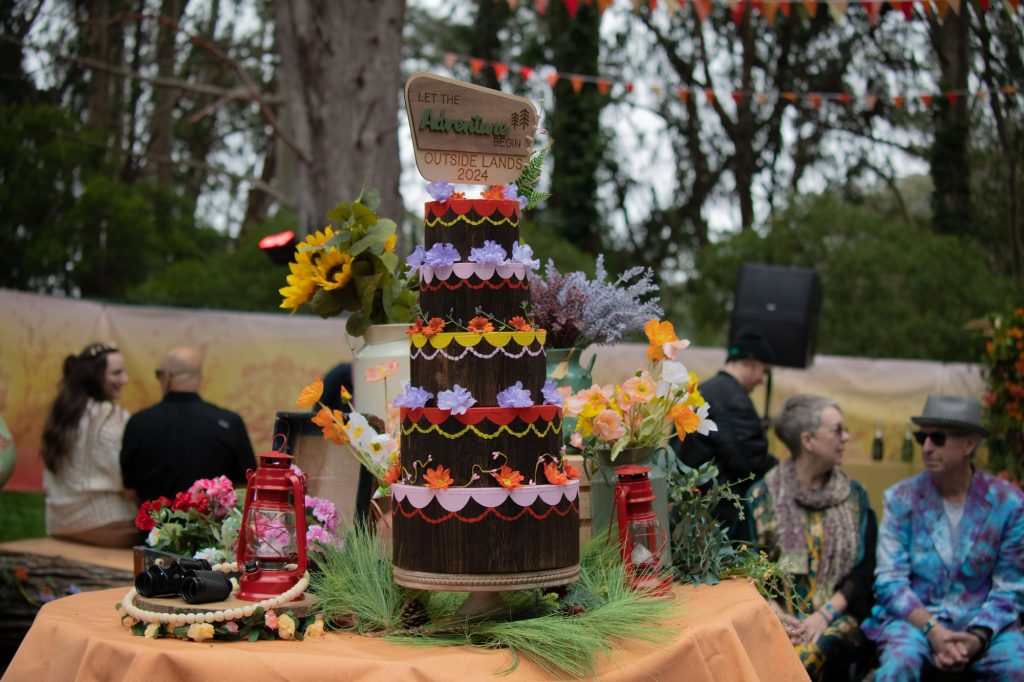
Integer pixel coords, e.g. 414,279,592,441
306,495,340,532
424,242,459,267
405,244,426,276
393,382,433,409
427,180,455,202
497,381,533,408
542,380,564,406
511,242,540,271
502,183,529,210
436,385,476,415
468,240,508,265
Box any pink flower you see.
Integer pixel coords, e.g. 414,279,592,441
569,432,584,449
662,338,691,360
188,476,238,516
619,373,656,408
365,361,399,384
264,609,279,629
592,409,626,442
306,495,340,533
306,524,333,547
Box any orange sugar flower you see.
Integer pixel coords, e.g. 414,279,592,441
450,191,466,200
296,379,324,409
544,461,569,485
508,316,533,332
670,404,701,439
563,460,581,480
311,407,349,445
424,317,446,337
424,465,454,490
492,465,525,489
339,385,352,403
482,185,505,200
468,316,494,334
620,374,657,405
644,320,679,361
382,460,401,485
407,318,425,336
366,361,399,383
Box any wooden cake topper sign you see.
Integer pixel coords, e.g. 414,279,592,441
405,72,539,186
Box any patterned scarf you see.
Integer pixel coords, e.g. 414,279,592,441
765,459,859,606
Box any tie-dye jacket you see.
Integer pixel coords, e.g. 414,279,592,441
862,468,1024,639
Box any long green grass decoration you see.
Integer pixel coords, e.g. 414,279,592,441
310,526,678,678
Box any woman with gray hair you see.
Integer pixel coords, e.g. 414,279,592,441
746,394,877,681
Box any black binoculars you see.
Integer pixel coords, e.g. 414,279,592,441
134,558,211,598
180,570,233,604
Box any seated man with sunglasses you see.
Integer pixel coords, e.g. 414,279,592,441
862,395,1024,680
120,346,256,503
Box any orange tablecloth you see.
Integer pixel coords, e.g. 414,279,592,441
2,579,807,681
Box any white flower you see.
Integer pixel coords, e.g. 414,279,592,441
367,433,398,465
344,412,376,451
696,403,718,436
661,360,689,388
193,547,220,564
145,528,161,547
662,338,690,360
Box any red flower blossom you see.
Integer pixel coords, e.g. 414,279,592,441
492,465,525,489
424,465,454,490
135,496,171,531
407,318,425,336
544,462,569,485
423,317,446,337
383,461,401,485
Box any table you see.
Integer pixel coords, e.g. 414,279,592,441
2,579,807,681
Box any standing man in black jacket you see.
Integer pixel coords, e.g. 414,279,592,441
673,325,778,539
121,346,256,503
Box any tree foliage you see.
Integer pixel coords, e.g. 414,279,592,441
690,191,1015,361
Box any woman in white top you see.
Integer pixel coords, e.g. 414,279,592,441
42,343,139,547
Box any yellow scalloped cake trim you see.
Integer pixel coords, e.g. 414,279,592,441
424,213,518,228
401,418,563,440
409,331,547,349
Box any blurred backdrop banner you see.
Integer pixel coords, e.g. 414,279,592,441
1,289,984,500
0,289,351,492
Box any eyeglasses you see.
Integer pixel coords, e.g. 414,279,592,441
817,425,849,438
913,430,966,447
154,369,170,380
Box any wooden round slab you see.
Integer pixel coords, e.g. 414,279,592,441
135,592,318,618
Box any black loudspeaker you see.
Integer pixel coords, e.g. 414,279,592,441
729,263,822,369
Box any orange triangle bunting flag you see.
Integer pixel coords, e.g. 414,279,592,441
469,58,484,75
704,88,716,105
694,0,712,21
763,1,780,24
892,95,905,109
935,0,950,19
945,91,959,106
493,63,509,81
547,72,560,87
678,87,690,102
536,0,548,15
520,66,534,81
781,91,798,102
802,0,819,17
809,94,822,109
866,1,882,23
570,76,585,93
597,79,612,95
836,92,853,104
828,0,849,23
732,91,743,103
920,93,934,108
948,0,961,13
564,0,581,17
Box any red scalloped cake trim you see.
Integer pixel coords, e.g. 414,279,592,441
401,405,560,426
425,199,520,220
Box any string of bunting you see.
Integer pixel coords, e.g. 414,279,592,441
511,0,1022,24
443,51,1022,112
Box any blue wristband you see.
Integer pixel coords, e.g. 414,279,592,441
922,617,938,635
821,603,837,622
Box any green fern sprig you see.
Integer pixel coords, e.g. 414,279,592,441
514,133,553,210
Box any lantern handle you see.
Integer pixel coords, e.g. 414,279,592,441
272,433,289,453
287,470,308,576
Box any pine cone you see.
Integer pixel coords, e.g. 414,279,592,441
566,604,587,616
399,598,430,629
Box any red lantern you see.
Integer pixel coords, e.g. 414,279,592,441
236,450,308,601
613,464,672,596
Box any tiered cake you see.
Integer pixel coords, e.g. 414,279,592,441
391,198,580,591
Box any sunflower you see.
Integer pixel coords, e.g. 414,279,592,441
279,252,317,312
313,248,354,291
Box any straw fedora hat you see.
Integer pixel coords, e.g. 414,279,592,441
911,395,990,438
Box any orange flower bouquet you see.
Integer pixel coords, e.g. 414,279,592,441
563,320,716,462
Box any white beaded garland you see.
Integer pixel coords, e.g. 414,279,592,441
119,570,310,630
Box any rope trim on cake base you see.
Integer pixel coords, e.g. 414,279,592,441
393,564,580,592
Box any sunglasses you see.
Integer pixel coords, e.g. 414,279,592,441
913,430,967,447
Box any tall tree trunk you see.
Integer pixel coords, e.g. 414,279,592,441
148,0,186,187
544,0,605,255
928,10,971,235
82,0,127,152
275,0,406,234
